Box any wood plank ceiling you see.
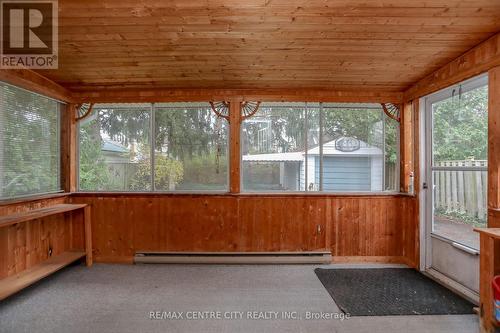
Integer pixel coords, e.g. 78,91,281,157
36,0,500,91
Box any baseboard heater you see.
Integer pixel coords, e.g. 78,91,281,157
134,251,332,264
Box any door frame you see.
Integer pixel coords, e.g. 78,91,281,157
418,73,488,303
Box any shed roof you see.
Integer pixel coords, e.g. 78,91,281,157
102,139,129,154
243,138,382,162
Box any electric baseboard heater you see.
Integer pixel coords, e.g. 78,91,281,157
134,251,332,264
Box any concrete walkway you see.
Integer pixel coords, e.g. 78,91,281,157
0,263,479,333
434,215,483,249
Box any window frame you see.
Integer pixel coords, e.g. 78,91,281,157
240,101,401,194
76,102,230,193
0,81,65,201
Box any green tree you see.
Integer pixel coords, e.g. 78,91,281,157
78,121,111,190
130,154,183,191
432,86,488,161
1,85,59,197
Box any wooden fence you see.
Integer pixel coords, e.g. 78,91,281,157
433,160,487,221
385,163,398,191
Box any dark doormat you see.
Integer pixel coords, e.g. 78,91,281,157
314,268,475,316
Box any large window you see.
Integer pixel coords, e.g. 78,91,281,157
242,102,399,192
154,103,228,191
0,82,62,200
78,103,228,191
79,104,151,191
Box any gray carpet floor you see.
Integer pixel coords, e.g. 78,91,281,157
0,263,478,333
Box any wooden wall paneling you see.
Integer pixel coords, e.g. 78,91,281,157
324,198,332,252
229,99,242,193
71,89,403,104
134,197,161,252
489,67,500,222
0,196,68,215
31,1,500,91
489,209,500,229
0,196,86,279
400,196,419,267
406,98,420,268
479,233,495,333
61,104,78,192
412,100,420,195
70,194,417,263
404,33,500,101
0,69,73,102
400,101,415,193
84,206,93,266
0,214,74,279
476,229,500,333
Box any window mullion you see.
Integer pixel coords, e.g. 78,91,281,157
150,103,155,192
304,103,308,192
319,102,324,192
382,109,386,191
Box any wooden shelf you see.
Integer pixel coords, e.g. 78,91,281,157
0,204,87,228
0,203,92,300
474,227,500,240
0,251,85,301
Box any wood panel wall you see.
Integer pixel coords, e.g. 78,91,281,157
69,193,418,266
404,32,500,101
0,69,73,102
70,88,403,104
0,195,85,279
489,66,500,228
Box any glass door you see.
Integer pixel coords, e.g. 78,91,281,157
423,74,488,296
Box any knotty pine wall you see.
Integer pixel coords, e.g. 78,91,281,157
70,193,419,267
0,195,85,279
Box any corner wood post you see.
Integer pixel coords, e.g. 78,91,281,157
488,67,500,216
400,101,415,193
229,99,242,193
61,103,78,192
84,205,93,266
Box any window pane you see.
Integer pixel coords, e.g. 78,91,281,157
0,82,61,199
321,103,385,192
242,102,309,191
430,80,488,250
433,170,487,250
241,102,399,193
154,103,228,191
78,103,151,191
432,84,488,164
307,104,321,191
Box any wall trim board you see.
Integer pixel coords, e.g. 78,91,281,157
0,193,70,207
70,192,410,199
70,194,419,268
0,195,86,280
0,69,74,102
70,88,403,104
331,256,409,264
404,32,500,101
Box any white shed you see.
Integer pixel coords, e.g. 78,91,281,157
242,137,383,192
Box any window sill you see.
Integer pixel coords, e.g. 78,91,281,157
0,192,69,206
71,191,413,198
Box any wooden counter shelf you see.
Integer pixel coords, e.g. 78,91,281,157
0,251,85,301
475,228,500,333
0,203,92,301
0,203,88,228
